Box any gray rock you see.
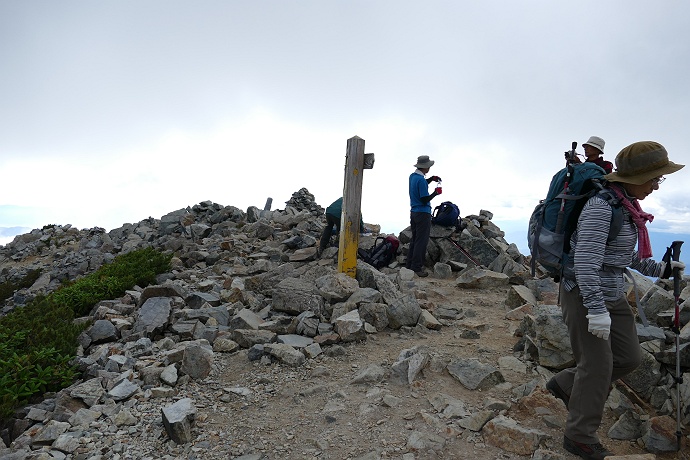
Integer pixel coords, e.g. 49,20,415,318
106,379,140,401
351,364,387,384
358,303,389,330
134,297,172,338
386,293,422,329
31,420,70,446
88,319,119,344
457,409,495,431
272,277,325,316
622,349,662,398
69,377,105,407
641,415,680,453
160,364,178,386
229,308,264,330
390,346,430,385
186,291,221,309
315,272,360,303
161,398,196,444
456,267,509,289
276,334,314,348
347,287,382,305
180,344,214,380
263,343,306,366
406,430,446,452
333,309,366,342
428,392,470,419
482,415,549,456
447,358,505,390
231,329,277,348
608,410,646,440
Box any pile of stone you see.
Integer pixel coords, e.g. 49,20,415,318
0,189,688,458
284,188,324,217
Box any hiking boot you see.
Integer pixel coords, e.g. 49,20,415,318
414,269,428,277
546,378,570,408
563,436,613,460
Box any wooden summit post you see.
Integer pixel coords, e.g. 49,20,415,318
338,136,366,277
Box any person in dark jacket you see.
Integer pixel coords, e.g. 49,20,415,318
318,197,365,253
405,155,441,277
546,141,684,459
582,136,613,174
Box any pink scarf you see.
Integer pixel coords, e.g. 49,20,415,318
609,184,655,258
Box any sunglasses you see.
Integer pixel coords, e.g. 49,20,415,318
652,176,666,185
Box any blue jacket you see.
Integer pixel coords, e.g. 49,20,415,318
409,171,431,213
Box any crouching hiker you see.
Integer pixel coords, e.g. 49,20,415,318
318,197,365,255
546,141,685,459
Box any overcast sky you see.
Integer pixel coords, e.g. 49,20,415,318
2,1,689,255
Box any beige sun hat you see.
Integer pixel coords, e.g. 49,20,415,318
583,136,605,153
604,141,684,185
414,155,435,168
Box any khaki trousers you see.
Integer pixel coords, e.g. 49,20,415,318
553,285,641,443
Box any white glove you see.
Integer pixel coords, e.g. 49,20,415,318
671,260,686,272
586,312,611,340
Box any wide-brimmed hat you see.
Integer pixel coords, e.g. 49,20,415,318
414,155,435,169
604,141,684,185
583,136,605,153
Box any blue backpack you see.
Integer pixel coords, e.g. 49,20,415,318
528,162,623,281
432,201,460,227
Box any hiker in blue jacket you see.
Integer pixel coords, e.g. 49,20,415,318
546,141,684,460
406,155,441,277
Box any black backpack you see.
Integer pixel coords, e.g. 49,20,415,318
357,235,400,269
432,201,460,227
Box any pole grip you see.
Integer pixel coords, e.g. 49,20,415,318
671,240,683,297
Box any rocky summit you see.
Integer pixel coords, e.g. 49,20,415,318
0,188,688,460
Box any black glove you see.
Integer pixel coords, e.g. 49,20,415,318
429,175,441,182
660,246,673,279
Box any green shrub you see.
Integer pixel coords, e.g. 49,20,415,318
0,268,42,303
52,247,172,317
0,247,172,423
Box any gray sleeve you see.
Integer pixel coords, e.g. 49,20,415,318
573,197,612,315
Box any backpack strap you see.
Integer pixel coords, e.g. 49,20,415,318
595,187,624,243
624,268,650,327
560,184,625,281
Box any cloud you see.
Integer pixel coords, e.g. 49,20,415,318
2,1,690,248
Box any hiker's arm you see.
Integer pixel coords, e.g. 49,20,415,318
573,198,611,316
420,190,440,203
630,251,666,277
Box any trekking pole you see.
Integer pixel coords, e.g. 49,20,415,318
445,236,481,267
670,240,684,451
555,141,578,234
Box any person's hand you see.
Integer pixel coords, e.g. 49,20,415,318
430,175,441,182
586,312,611,340
659,251,685,279
435,187,442,195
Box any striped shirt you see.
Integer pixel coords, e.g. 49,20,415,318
562,193,662,315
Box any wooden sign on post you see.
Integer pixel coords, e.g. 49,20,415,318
338,136,366,277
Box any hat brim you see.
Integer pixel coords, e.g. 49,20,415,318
604,161,684,185
414,161,434,168
583,142,603,153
